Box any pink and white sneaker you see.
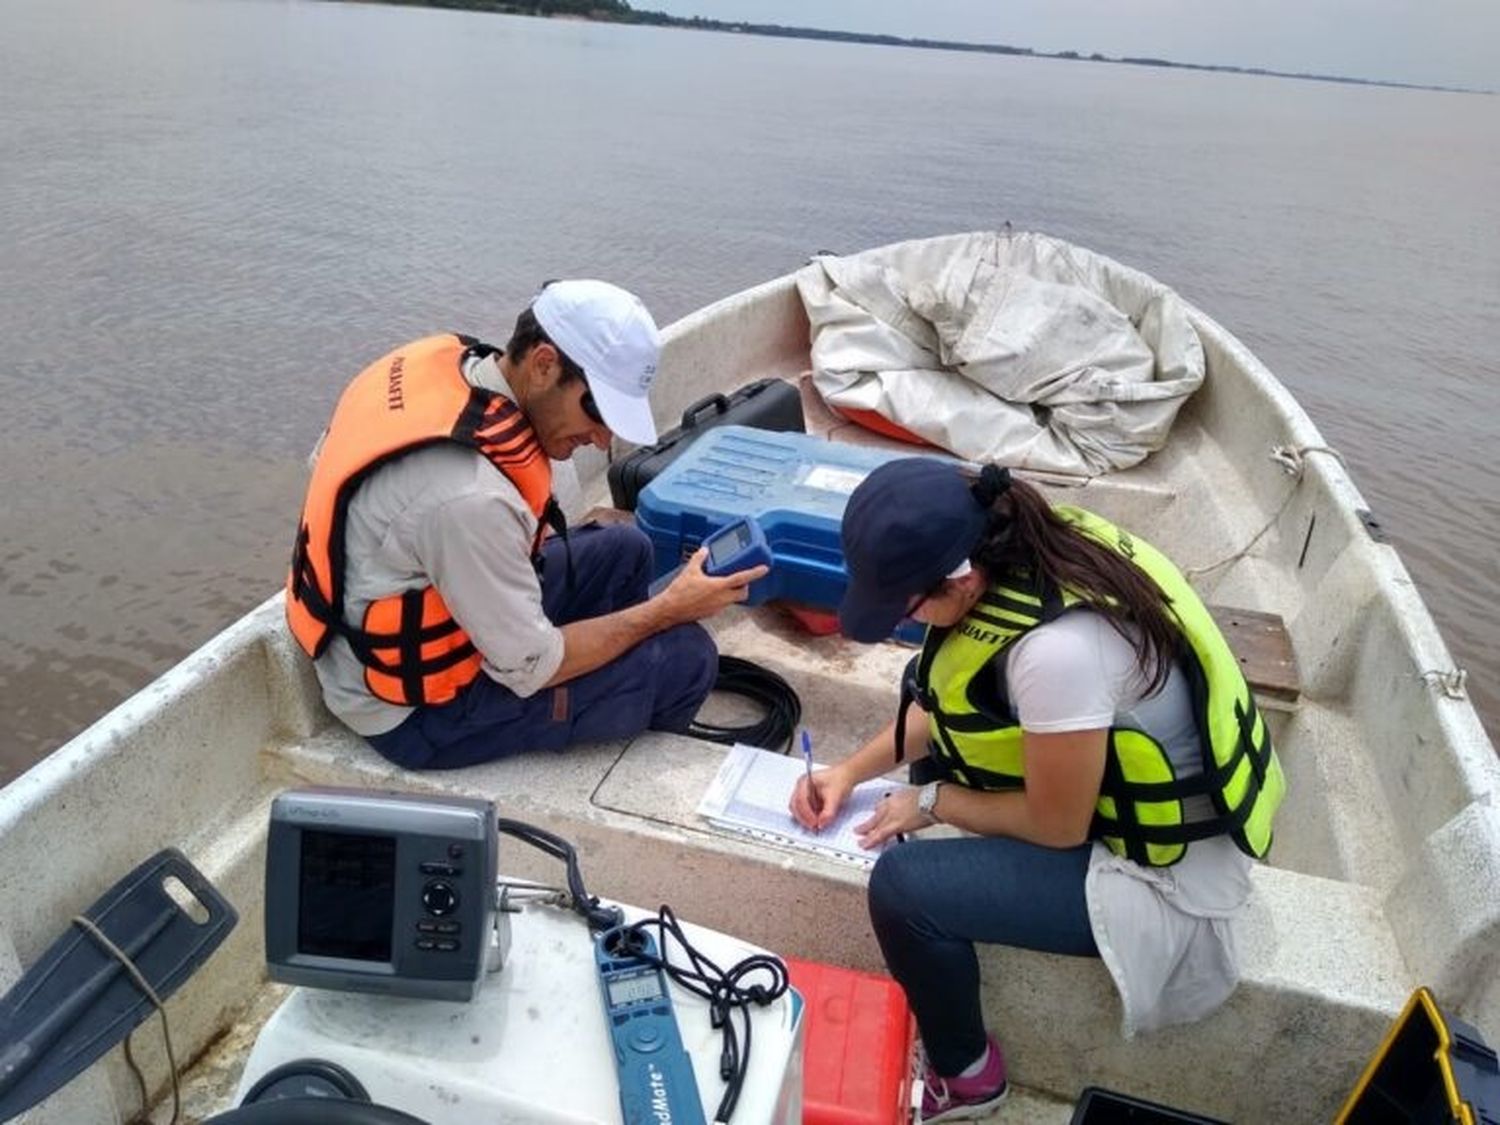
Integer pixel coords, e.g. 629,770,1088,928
919,1035,1009,1123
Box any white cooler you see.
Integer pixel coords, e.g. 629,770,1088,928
234,901,805,1124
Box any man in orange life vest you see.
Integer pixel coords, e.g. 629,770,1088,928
287,280,762,769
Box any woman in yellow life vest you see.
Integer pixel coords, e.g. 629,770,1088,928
789,458,1284,1124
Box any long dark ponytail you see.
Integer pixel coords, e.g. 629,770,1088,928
968,465,1180,696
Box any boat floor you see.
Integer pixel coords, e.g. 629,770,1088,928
117,389,1411,1122
83,370,1474,1123
138,587,1108,1122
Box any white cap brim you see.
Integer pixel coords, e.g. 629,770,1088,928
532,279,661,447
586,376,657,446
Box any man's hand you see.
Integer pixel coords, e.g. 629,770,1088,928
654,547,768,625
546,548,765,689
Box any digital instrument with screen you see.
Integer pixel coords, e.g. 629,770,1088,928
701,516,773,578
595,927,706,1125
265,787,498,1001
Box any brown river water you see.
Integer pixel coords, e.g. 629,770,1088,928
2,0,1498,785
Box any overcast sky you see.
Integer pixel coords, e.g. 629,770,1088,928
641,0,1497,91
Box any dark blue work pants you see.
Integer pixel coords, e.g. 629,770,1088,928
367,524,717,770
867,835,1100,1075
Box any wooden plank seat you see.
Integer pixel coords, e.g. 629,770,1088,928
1208,604,1301,707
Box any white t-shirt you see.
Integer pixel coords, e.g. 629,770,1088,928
1005,610,1213,824
1002,610,1254,1037
311,355,564,736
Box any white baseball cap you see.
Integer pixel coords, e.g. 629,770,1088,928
532,279,661,445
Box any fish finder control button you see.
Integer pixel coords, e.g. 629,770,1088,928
420,861,461,877
421,880,459,917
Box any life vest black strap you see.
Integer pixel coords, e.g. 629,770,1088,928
341,614,466,647
397,588,428,705
1238,699,1271,786
1039,573,1067,623
925,724,1019,792
1099,751,1152,865
455,333,501,363
894,655,927,764
894,688,912,765
290,526,343,660
329,590,480,705
344,633,478,679
1102,702,1272,803
927,708,1004,734
1093,792,1259,847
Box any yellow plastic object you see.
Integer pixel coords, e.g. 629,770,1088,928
1335,987,1500,1125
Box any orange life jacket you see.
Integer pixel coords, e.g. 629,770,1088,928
286,333,558,707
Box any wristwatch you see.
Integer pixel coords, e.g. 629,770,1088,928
917,781,944,825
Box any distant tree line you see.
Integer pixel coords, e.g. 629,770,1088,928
329,0,1482,94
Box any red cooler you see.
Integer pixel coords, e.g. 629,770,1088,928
785,957,916,1125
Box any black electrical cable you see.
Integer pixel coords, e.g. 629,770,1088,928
494,818,623,932
608,907,789,1124
687,656,802,753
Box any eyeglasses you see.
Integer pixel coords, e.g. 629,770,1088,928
904,558,973,617
905,578,948,618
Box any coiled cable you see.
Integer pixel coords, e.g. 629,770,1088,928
687,656,802,753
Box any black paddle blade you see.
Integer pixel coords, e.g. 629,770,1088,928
0,847,237,1120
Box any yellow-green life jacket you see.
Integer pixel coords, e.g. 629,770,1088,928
903,506,1285,867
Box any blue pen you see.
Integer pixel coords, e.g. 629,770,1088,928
801,730,822,815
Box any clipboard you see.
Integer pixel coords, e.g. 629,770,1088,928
696,743,914,869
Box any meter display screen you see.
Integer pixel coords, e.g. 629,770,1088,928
297,829,397,961
707,523,752,567
607,970,665,1007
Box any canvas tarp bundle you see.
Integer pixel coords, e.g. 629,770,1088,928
796,230,1205,476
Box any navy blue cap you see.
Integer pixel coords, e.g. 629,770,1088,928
839,458,989,643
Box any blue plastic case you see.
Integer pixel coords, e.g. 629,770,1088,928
635,426,957,619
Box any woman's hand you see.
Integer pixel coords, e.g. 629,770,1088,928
789,764,852,830
854,789,926,849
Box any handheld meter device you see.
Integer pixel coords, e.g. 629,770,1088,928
595,926,707,1125
265,787,498,1002
702,516,773,578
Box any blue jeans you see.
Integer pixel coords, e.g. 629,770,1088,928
867,835,1100,1076
367,524,717,770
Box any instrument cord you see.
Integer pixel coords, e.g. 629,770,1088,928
611,907,789,1125
688,656,802,754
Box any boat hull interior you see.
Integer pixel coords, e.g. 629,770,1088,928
3,233,1497,1124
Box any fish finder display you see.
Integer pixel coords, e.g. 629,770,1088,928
267,788,497,1000
297,829,397,961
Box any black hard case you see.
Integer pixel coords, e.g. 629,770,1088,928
607,378,805,510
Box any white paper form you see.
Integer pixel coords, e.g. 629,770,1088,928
697,742,914,868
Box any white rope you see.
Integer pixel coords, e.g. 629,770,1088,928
71,915,180,1125
1269,443,1346,477
1419,668,1469,700
1183,444,1344,581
